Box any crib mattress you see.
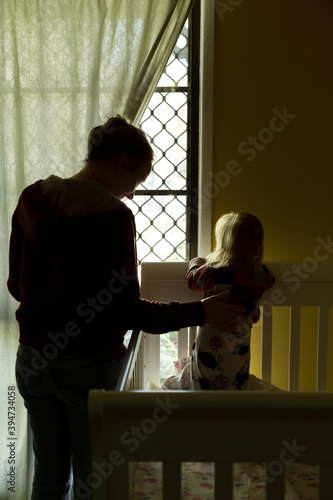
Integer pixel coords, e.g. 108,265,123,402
131,461,318,500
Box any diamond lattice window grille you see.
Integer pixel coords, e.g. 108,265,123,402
125,17,197,266
126,195,187,263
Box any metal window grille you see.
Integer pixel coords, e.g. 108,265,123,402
125,4,199,265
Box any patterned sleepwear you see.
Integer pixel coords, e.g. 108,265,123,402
163,260,275,391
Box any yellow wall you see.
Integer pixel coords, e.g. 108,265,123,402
211,0,333,390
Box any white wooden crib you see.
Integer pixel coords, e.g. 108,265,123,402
88,261,333,499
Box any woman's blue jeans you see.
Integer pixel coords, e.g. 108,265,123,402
15,344,124,500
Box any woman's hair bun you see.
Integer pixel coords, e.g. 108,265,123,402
104,114,131,129
85,114,153,166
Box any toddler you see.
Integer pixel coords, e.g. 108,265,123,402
163,212,275,391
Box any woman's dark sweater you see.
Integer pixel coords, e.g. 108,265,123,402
7,176,204,359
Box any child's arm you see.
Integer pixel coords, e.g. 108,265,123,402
263,265,275,290
248,265,275,325
186,257,206,291
250,303,261,324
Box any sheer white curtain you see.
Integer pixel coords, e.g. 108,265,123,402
0,1,194,498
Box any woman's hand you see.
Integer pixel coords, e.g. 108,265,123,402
201,292,251,332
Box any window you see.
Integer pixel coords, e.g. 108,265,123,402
125,2,199,265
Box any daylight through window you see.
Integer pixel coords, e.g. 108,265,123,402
125,16,198,265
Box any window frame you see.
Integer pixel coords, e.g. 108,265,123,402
198,0,214,257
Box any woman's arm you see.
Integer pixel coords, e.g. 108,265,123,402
106,213,248,333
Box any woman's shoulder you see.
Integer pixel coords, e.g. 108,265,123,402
40,175,134,219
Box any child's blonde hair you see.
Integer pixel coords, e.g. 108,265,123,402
206,212,264,269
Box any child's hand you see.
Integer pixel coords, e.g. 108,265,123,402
188,257,206,268
201,292,250,332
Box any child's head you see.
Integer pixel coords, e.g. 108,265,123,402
207,212,264,268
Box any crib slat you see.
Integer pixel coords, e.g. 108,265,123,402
266,464,285,500
147,333,160,388
289,306,300,391
163,462,181,500
319,463,333,498
214,462,233,499
107,460,129,499
261,304,273,383
178,326,189,359
317,305,329,392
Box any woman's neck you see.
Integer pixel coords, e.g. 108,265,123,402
70,164,96,181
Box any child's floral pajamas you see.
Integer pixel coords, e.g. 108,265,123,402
163,261,275,391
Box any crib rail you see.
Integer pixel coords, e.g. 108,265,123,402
89,390,333,500
141,261,333,391
89,262,333,499
115,329,144,391
260,262,333,391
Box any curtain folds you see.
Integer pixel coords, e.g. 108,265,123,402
0,1,194,498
